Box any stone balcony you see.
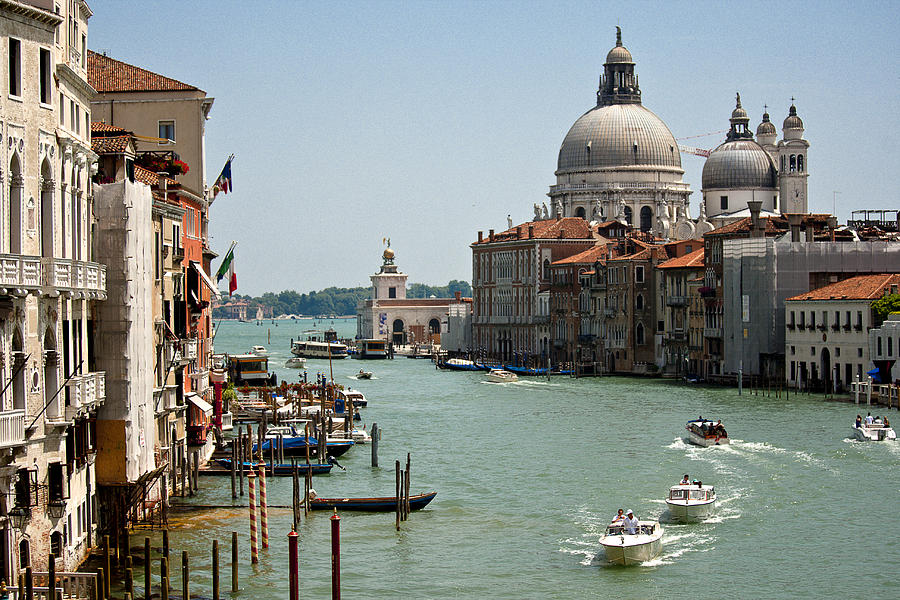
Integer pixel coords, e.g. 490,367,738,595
0,254,106,298
703,327,723,339
0,409,26,449
190,369,210,394
666,296,689,307
56,371,106,422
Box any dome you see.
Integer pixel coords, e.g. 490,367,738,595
606,45,633,64
702,139,777,189
383,247,395,260
731,105,748,120
756,111,776,136
783,104,803,130
557,103,682,173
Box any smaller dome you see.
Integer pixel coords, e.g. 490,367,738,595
783,104,803,130
702,140,778,190
757,111,776,136
383,247,395,260
732,105,748,120
606,26,633,64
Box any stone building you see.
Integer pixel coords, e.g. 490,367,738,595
0,0,107,575
869,312,900,385
658,248,705,377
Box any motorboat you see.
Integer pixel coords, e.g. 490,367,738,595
599,519,664,566
355,339,388,359
438,358,484,371
251,345,268,356
665,483,716,522
851,419,896,441
337,388,367,407
227,354,274,386
684,418,730,447
290,339,349,359
356,370,373,380
486,369,518,383
284,357,307,369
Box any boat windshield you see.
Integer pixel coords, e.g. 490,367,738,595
606,525,624,535
669,489,686,500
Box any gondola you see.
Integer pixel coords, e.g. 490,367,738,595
308,491,437,512
215,459,333,475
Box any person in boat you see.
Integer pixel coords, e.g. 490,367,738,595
865,412,874,425
855,414,862,428
623,510,639,535
353,409,361,421
326,454,346,471
884,416,891,428
611,508,625,523
680,474,690,485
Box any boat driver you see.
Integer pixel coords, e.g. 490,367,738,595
623,510,639,535
680,474,690,485
611,508,625,523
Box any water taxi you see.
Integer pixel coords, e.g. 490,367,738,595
356,338,388,359
284,357,307,369
250,345,268,356
438,358,484,371
599,518,663,565
685,418,729,447
290,339,349,359
486,369,518,383
665,483,716,522
227,354,273,386
851,419,896,441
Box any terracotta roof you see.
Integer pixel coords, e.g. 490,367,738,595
787,274,900,302
91,121,129,134
473,217,594,244
92,136,132,154
658,248,705,269
134,165,175,186
88,51,202,93
552,244,609,265
705,214,838,238
608,245,669,263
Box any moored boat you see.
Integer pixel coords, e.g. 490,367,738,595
665,482,716,522
685,418,729,447
355,338,388,359
215,459,333,476
438,358,484,371
599,519,664,566
486,369,518,383
307,490,437,511
254,436,354,458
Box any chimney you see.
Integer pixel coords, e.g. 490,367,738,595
489,229,495,242
556,212,561,222
786,213,803,242
477,231,483,243
158,171,170,197
747,201,762,238
516,226,522,240
805,220,814,242
528,225,534,239
455,291,461,301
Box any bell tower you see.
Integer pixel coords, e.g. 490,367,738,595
371,243,407,300
777,102,809,214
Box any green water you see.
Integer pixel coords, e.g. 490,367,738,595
137,319,899,599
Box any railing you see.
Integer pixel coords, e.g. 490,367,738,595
183,339,199,361
63,372,106,421
40,258,107,294
666,296,689,307
0,409,26,449
191,369,210,394
549,181,691,194
703,328,723,338
665,331,687,342
0,254,41,291
22,569,97,600
604,308,616,318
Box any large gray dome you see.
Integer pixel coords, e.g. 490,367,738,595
557,104,682,173
702,139,777,189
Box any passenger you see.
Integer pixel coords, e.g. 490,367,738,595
885,417,891,428
865,412,874,425
623,510,639,535
855,414,862,428
611,508,625,523
680,474,690,485
326,454,346,471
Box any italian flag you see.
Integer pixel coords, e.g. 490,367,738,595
216,244,237,296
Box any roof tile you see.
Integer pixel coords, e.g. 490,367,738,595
786,274,900,301
88,50,201,93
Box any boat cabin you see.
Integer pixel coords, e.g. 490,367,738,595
668,485,715,502
606,523,657,536
356,338,388,359
227,354,273,386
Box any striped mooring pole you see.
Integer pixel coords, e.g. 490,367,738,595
248,471,259,564
258,461,269,549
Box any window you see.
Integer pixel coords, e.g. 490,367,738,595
877,337,882,356
636,323,645,345
790,155,796,172
70,100,75,130
636,294,643,310
857,347,862,358
888,337,893,357
809,311,815,329
59,93,65,125
835,347,840,357
40,48,52,104
635,266,644,283
810,347,815,356
797,155,804,172
14,468,32,507
388,287,396,299
9,38,22,97
790,346,795,355
74,105,80,134
159,120,176,144
81,34,86,67
720,196,728,210
48,462,68,501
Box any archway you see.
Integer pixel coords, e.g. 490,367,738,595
575,206,585,219
44,327,59,419
12,329,24,411
821,347,831,392
40,158,54,258
640,206,652,233
392,319,405,346
636,322,645,346
9,153,22,253
624,206,632,226
428,318,440,336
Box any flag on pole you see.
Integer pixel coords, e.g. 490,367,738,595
216,243,238,296
212,155,234,198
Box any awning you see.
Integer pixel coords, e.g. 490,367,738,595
190,261,220,298
187,394,213,416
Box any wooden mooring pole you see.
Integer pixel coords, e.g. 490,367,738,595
248,471,259,564
144,537,151,600
331,510,341,600
259,461,269,549
212,539,220,600
371,423,378,468
288,529,300,600
231,531,239,593
181,551,189,600
231,438,238,499
48,554,56,600
395,460,401,530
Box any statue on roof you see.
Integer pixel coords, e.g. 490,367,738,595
541,202,549,220
534,203,542,221
507,214,513,229
554,198,563,218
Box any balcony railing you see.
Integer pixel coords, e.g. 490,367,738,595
41,258,107,295
703,327,723,338
221,411,234,432
0,409,26,449
604,308,616,318
549,181,691,194
0,254,41,291
666,296,689,307
62,371,106,421
190,369,210,394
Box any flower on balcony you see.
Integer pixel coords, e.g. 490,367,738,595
135,154,190,176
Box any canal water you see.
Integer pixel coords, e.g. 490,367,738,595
142,319,899,599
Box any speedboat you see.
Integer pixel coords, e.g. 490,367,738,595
486,369,518,383
851,419,896,441
357,370,373,380
684,418,729,447
251,345,268,356
337,388,367,407
665,483,716,522
284,357,307,369
438,358,483,371
599,519,664,565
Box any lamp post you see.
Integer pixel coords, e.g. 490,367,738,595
7,506,29,531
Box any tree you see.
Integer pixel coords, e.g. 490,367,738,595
871,293,900,326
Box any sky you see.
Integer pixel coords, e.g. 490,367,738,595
87,1,900,296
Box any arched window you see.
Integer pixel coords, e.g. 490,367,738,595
542,259,550,281
19,540,30,569
624,206,632,225
781,155,785,172
797,154,804,172
636,294,644,310
640,206,652,233
790,154,796,172
575,206,585,219
636,322,645,346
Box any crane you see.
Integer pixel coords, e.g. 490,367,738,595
676,129,727,159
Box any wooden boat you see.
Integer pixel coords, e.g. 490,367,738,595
254,436,354,458
308,491,437,512
215,459,333,475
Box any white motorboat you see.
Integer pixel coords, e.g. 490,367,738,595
851,420,896,441
356,370,373,380
599,519,664,566
337,388,367,407
685,418,730,447
251,345,268,356
284,357,307,369
486,369,518,383
665,483,716,522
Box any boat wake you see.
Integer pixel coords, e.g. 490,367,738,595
559,506,610,566
731,440,838,475
348,375,377,380
641,529,715,566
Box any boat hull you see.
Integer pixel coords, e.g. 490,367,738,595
851,426,896,441
665,499,716,522
685,430,730,447
215,459,332,475
255,438,354,458
309,491,437,512
600,535,663,566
